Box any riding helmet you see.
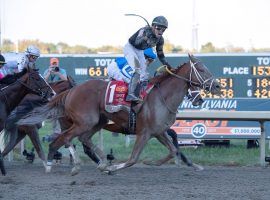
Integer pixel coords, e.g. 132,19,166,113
25,45,40,57
152,16,168,28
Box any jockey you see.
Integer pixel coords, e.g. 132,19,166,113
124,16,171,102
107,47,157,83
4,46,41,142
17,45,40,72
0,45,40,80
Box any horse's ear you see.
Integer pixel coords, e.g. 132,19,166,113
188,53,196,63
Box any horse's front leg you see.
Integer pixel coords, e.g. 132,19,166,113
166,129,203,170
103,132,151,173
143,132,177,166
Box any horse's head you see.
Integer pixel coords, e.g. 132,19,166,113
186,53,221,95
24,67,56,101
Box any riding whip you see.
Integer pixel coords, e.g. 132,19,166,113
125,14,150,27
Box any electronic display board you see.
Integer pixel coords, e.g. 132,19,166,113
34,53,270,99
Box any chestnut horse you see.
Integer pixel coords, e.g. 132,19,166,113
18,54,221,174
1,77,76,170
0,67,55,175
77,87,204,170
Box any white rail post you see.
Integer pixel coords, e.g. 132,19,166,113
98,130,104,151
260,121,266,167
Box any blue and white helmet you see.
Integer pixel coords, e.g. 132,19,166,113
144,48,157,60
25,45,40,57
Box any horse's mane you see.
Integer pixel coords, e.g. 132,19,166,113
149,63,186,85
49,75,77,88
48,89,69,108
67,75,77,86
0,68,27,85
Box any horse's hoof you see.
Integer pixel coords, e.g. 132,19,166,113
193,163,204,171
71,166,80,176
143,160,154,165
103,170,116,175
143,160,160,166
45,166,52,173
97,162,107,171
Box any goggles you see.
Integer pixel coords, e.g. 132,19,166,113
155,26,166,32
30,55,38,60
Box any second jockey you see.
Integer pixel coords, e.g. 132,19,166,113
124,16,171,102
18,45,40,72
0,45,40,80
107,47,157,84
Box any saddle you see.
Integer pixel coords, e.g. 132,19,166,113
105,80,154,113
105,80,154,135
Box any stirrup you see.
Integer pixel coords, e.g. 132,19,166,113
126,94,142,102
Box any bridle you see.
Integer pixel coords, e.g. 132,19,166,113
165,60,215,93
17,71,53,100
1,70,53,102
156,59,215,114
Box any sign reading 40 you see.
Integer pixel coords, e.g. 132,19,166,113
191,123,207,138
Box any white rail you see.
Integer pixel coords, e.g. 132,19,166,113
176,110,270,167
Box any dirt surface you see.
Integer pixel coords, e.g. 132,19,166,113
1,160,270,200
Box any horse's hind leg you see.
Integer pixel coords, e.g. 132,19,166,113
27,125,47,168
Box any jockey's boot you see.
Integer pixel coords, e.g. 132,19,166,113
126,72,142,102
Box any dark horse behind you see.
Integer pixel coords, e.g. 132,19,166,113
0,67,55,175
1,76,76,172
18,54,221,174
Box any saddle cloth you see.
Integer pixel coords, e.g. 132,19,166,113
105,80,153,113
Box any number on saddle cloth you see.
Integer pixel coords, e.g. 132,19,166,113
105,80,154,110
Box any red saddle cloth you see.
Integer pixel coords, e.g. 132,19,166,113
105,80,153,108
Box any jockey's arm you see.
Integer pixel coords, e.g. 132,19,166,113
156,39,171,68
130,28,148,48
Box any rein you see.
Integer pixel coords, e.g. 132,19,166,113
17,79,43,96
0,71,49,100
156,84,178,114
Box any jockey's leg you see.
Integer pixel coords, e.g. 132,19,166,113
126,72,142,102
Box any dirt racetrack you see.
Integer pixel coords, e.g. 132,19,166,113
1,160,270,200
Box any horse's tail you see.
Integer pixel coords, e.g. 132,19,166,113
17,90,69,126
